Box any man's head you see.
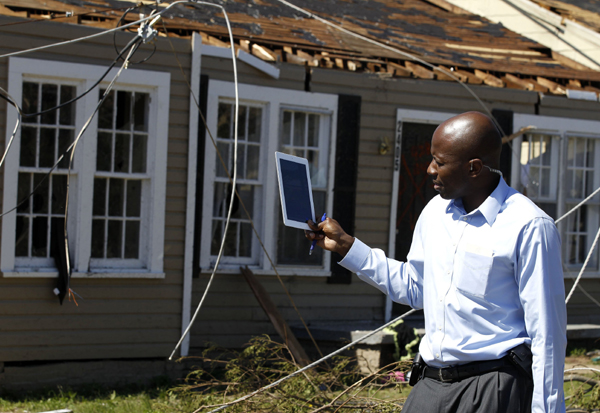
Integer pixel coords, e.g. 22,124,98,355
427,111,502,208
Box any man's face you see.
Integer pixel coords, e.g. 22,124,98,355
427,128,470,200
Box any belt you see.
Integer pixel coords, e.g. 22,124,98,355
422,357,512,383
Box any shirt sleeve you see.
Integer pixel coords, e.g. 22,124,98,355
338,225,425,310
517,217,567,413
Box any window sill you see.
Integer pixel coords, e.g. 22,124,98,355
201,265,331,277
3,269,165,279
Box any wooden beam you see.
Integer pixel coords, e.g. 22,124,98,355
386,61,411,77
502,125,536,145
537,76,567,95
453,69,483,84
405,61,434,79
252,44,277,62
474,69,504,88
240,266,310,367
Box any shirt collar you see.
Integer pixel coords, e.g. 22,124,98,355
446,178,509,226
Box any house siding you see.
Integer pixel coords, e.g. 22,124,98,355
190,59,600,352
0,17,190,362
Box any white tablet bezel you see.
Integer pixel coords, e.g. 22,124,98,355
275,152,316,230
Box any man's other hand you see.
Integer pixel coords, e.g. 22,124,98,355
305,217,355,257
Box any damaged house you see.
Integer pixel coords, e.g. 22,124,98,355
0,0,600,387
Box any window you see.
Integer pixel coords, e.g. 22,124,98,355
15,81,75,267
512,114,600,274
200,81,338,275
2,57,170,278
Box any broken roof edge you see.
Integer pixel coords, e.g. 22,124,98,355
1,5,600,100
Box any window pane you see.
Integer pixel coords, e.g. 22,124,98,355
133,93,149,132
51,175,67,215
132,135,147,173
282,111,292,145
31,216,48,257
540,136,551,166
235,185,254,218
540,168,550,198
308,114,319,147
217,103,232,139
93,177,107,216
236,145,246,180
59,85,76,126
586,140,595,168
108,179,125,217
15,216,29,257
22,82,39,122
97,132,112,171
528,166,539,198
277,190,325,265
126,180,142,217
210,220,222,256
57,128,74,169
20,126,37,167
17,173,31,213
116,91,131,130
224,222,237,256
125,221,140,258
293,112,306,146
216,142,230,178
114,133,130,173
247,145,259,180
41,84,58,125
32,173,48,214
98,89,113,129
239,222,252,257
586,170,595,197
248,107,261,143
237,105,247,141
213,183,229,218
91,219,105,258
39,128,56,168
107,220,123,258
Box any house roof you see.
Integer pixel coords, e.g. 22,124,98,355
530,0,600,33
2,0,600,96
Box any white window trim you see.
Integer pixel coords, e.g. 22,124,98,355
200,80,338,275
2,57,170,278
512,113,600,279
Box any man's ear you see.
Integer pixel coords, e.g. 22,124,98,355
470,159,483,176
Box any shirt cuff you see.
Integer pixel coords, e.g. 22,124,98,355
338,238,371,273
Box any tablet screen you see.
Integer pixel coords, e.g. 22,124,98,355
280,159,313,222
275,152,315,230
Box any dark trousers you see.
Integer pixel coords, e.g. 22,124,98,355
402,364,533,413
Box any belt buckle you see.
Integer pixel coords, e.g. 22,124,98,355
438,367,454,383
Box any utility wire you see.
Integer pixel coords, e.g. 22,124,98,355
22,35,143,119
565,225,600,304
0,1,189,60
62,37,144,294
0,88,22,170
0,36,144,220
169,0,240,361
160,20,328,362
199,309,417,413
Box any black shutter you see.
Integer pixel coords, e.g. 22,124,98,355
192,74,210,278
328,95,361,284
492,109,513,187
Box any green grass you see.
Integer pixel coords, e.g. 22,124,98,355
0,378,202,413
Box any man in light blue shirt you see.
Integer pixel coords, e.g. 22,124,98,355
307,112,566,412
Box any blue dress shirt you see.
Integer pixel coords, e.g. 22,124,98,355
339,178,567,413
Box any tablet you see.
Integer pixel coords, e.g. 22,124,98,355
275,152,315,230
